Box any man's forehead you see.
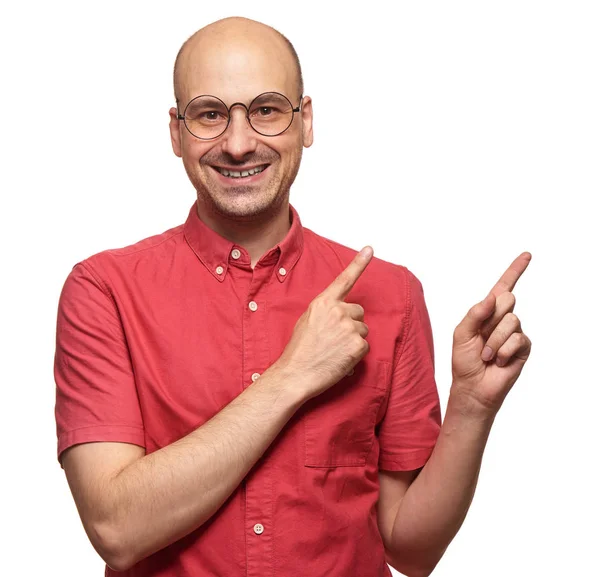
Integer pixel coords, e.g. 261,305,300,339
180,46,295,102
176,20,298,103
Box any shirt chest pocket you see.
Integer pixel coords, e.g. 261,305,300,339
303,360,391,468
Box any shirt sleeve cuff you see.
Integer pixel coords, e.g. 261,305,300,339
378,447,434,471
57,425,146,468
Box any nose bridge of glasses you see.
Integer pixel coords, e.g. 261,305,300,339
228,101,251,125
223,102,257,145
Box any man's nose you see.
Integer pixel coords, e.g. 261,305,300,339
220,106,258,160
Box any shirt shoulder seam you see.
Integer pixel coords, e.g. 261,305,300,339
77,260,112,298
392,266,414,368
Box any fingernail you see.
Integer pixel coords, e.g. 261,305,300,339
360,246,373,258
481,346,494,361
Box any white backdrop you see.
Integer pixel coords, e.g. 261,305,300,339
1,1,598,575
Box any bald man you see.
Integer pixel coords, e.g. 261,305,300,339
55,17,531,577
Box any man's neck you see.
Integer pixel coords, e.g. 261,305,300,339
195,198,291,269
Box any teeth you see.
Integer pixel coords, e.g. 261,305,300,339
216,166,266,178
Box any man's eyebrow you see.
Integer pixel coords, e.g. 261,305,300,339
186,96,228,107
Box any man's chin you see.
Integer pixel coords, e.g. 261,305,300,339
204,190,284,221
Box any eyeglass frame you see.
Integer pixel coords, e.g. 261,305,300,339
176,91,303,140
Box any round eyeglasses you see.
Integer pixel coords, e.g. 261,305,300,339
177,92,302,140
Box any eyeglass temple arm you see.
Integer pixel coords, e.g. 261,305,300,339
293,94,303,113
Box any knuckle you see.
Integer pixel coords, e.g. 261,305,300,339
501,291,516,309
352,334,365,349
332,304,345,321
506,312,521,329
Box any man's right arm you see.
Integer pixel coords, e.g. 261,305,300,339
61,246,374,572
63,362,306,572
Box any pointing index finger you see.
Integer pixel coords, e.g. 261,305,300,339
488,252,532,297
323,246,374,301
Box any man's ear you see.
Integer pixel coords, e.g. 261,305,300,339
301,96,313,148
169,107,182,157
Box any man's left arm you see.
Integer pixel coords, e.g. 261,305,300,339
378,253,532,577
378,397,494,577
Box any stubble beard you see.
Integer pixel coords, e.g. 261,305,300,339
196,168,288,223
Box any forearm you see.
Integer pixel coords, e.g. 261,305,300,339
387,392,495,575
99,363,306,570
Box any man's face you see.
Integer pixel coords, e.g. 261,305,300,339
169,35,313,220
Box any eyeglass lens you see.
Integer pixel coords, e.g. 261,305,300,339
183,92,296,139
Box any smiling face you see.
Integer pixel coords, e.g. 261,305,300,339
169,18,313,222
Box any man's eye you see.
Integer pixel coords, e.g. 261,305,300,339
258,107,273,116
201,111,221,121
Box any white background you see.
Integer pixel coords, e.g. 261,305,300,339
1,1,598,575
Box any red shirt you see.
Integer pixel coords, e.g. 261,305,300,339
54,202,441,577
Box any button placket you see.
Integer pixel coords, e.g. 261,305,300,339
243,264,274,577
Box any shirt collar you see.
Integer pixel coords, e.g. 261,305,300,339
183,201,304,283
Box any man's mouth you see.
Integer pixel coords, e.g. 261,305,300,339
212,164,269,179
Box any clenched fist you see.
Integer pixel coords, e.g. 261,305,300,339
275,246,374,401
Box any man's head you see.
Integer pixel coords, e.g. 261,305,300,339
169,17,313,222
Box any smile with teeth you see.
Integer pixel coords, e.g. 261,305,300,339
215,165,267,178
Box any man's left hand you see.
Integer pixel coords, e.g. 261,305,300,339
450,252,533,416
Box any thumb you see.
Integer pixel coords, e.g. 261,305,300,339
454,292,496,344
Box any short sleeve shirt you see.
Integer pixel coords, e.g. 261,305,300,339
54,202,442,577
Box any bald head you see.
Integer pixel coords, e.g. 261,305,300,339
173,17,304,107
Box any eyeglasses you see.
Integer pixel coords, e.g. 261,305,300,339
177,92,302,140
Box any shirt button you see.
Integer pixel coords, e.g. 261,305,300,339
251,372,261,382
253,523,264,535
231,249,241,260
279,267,287,276
248,301,258,312
215,266,224,275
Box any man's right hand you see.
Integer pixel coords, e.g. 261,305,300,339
273,246,374,401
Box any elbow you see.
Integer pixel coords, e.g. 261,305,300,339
91,521,137,572
386,548,439,577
